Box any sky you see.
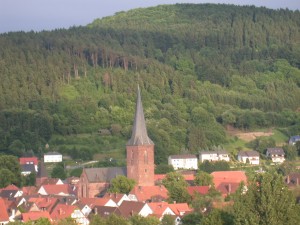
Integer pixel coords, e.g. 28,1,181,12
1,0,299,34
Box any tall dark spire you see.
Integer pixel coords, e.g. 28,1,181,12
127,85,154,146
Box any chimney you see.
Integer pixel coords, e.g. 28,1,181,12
94,207,98,215
228,184,231,193
287,175,290,184
59,208,63,215
297,178,299,186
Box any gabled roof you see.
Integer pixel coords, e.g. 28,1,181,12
19,157,38,165
129,185,168,202
102,193,129,205
168,203,192,216
169,154,197,159
187,186,210,196
40,178,63,185
44,152,62,156
22,186,37,196
238,150,259,157
127,85,154,146
0,198,9,222
39,184,71,195
83,167,126,183
266,147,285,155
119,201,151,218
2,184,19,191
78,198,116,208
22,211,51,222
148,202,172,216
28,196,59,211
50,204,78,220
211,171,247,196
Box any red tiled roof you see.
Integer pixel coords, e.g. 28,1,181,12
3,184,19,191
148,202,170,216
168,203,192,216
211,171,247,196
22,186,37,195
28,197,58,211
0,198,9,222
50,204,77,220
40,184,71,195
19,157,38,165
102,193,127,204
187,186,210,196
129,185,168,202
22,211,51,222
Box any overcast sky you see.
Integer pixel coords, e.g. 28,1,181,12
1,0,299,34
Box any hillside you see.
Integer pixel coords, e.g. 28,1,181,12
0,4,299,163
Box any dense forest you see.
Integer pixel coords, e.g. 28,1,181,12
0,4,300,164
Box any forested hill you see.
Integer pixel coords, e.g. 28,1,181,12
0,4,300,163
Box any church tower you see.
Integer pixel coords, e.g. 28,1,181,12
126,86,154,186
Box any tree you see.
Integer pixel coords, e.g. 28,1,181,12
105,214,129,225
233,172,300,225
0,168,18,188
194,171,213,186
161,214,175,225
155,164,174,174
162,172,191,203
108,175,136,194
181,212,202,225
51,162,67,180
0,155,22,187
89,215,105,225
130,214,160,225
55,218,77,225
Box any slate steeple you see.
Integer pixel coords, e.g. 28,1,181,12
127,85,154,146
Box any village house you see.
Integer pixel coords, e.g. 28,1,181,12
0,198,10,225
19,157,38,173
266,147,285,164
128,185,168,202
168,154,198,170
148,202,175,220
237,150,260,165
118,201,153,218
199,150,230,163
211,171,247,197
44,152,62,163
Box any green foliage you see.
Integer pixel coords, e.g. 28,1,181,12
55,218,77,225
130,215,160,225
282,145,297,160
108,175,136,194
51,162,67,180
22,172,36,186
181,212,203,225
161,214,175,225
247,137,276,154
194,171,213,186
154,164,174,174
162,172,191,203
199,160,230,173
233,172,300,225
0,4,300,164
0,154,22,187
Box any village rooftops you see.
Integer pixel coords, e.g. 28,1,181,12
83,167,126,183
169,154,197,159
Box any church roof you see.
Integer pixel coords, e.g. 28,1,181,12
83,167,126,183
127,86,154,146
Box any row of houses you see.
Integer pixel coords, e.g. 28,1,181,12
0,169,250,224
168,147,286,170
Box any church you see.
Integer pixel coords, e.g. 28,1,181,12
77,86,155,198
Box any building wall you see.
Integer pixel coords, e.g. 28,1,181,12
126,145,154,186
168,158,198,170
77,173,109,199
44,154,62,163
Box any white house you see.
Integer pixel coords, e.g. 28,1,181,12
266,148,285,164
237,150,260,165
44,152,62,163
199,150,230,163
168,154,198,170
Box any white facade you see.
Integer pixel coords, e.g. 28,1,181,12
168,154,198,170
199,151,230,163
266,148,285,164
238,151,260,165
44,152,62,163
